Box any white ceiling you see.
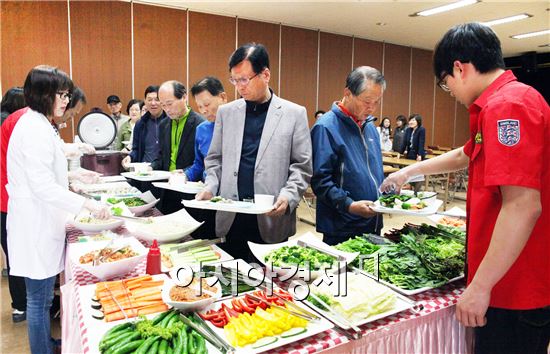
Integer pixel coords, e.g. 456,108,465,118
141,0,550,57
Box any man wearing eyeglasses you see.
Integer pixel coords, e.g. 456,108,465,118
196,43,312,261
310,66,385,246
381,23,549,354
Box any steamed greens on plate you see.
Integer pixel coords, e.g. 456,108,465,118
335,224,465,290
378,194,427,210
264,245,336,270
106,196,147,207
308,272,396,322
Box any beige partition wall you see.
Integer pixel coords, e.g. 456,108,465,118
317,32,353,114
382,44,411,121
1,1,469,147
70,1,133,143
237,19,280,96
133,4,186,101
188,11,236,111
1,1,72,141
411,48,436,146
279,26,319,126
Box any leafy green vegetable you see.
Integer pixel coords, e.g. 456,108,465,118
264,245,336,270
378,194,411,208
107,197,147,207
111,207,123,216
307,293,332,310
335,224,465,290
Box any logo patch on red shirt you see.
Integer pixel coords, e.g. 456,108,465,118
497,119,520,146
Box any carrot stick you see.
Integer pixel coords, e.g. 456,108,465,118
137,303,169,316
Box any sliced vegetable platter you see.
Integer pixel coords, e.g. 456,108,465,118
77,275,219,354
197,289,333,353
121,170,172,182
333,224,465,295
300,271,415,330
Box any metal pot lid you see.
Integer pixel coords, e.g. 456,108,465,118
77,112,117,149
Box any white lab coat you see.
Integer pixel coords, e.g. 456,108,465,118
6,109,85,279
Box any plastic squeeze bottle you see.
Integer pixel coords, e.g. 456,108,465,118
146,239,162,275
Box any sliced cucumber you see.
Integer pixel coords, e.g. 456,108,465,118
91,296,99,303
189,246,211,253
281,327,307,338
251,336,278,349
91,302,102,310
91,308,104,320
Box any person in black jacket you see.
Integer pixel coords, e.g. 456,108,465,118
403,114,426,192
154,80,205,171
403,114,426,161
156,80,205,215
122,85,167,167
392,115,408,153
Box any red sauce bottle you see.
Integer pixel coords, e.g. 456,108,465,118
146,239,162,275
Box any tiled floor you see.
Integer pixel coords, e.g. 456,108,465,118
1,196,466,354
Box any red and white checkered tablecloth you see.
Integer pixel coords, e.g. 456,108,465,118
63,211,468,354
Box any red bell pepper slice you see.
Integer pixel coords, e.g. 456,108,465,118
221,303,240,318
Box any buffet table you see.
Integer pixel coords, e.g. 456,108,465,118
61,222,472,354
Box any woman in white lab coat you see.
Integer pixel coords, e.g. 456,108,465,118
6,65,110,354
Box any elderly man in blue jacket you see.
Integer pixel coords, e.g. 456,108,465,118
311,66,385,245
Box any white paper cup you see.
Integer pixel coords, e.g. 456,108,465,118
169,173,187,188
254,194,274,208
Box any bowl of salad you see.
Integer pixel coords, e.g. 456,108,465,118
69,214,124,234
105,191,159,215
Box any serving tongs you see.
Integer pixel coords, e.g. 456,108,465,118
178,313,235,354
296,239,346,262
246,293,318,322
308,292,363,339
176,237,226,254
112,214,153,224
92,239,115,266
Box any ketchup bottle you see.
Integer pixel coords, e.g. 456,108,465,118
146,239,162,275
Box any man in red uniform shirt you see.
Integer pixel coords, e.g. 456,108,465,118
381,23,549,353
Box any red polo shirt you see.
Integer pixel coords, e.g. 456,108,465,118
1,107,28,213
463,70,550,309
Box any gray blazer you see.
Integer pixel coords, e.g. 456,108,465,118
204,94,313,243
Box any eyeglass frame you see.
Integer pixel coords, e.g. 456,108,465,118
437,73,451,93
228,70,262,86
56,91,72,101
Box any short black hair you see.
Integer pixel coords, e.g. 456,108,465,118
1,87,25,115
346,66,386,96
191,76,225,97
24,65,73,117
396,114,407,125
144,85,159,98
409,113,422,127
67,87,86,110
229,43,270,74
433,23,505,83
314,110,325,117
126,99,144,114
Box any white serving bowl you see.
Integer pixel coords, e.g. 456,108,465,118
104,191,159,216
161,276,221,313
125,209,203,244
69,236,147,280
69,215,124,234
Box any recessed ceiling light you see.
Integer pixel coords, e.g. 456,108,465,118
376,22,387,26
481,13,532,27
511,29,550,39
411,0,479,17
